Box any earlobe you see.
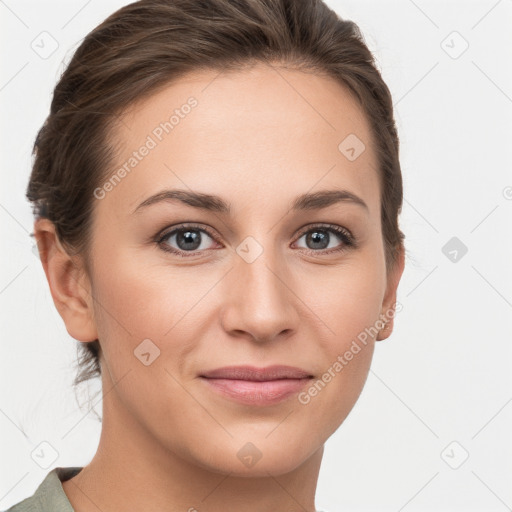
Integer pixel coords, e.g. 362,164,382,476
34,218,98,343
376,315,395,341
376,245,406,342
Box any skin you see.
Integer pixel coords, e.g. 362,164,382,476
35,61,404,512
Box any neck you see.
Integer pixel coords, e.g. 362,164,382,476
62,372,324,512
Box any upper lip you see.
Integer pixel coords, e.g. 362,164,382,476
200,365,313,381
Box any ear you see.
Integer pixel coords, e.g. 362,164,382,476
376,245,405,341
34,218,98,343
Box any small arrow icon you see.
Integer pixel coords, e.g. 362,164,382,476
237,441,262,467
440,31,469,59
441,441,469,469
134,339,160,365
31,441,59,469
441,236,468,263
236,236,263,263
338,133,365,161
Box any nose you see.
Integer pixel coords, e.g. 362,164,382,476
219,245,300,344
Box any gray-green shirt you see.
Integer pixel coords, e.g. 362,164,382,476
3,467,83,512
3,467,330,512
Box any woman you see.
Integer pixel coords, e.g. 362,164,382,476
6,0,405,510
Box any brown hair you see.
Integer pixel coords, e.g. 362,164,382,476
28,0,405,395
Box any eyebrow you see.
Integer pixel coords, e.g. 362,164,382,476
132,188,369,215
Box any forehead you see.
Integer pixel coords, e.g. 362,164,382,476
100,62,379,219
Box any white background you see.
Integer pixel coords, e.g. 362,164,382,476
1,1,511,511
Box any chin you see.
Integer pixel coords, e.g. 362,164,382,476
187,434,320,477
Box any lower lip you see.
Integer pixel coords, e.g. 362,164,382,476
200,377,312,405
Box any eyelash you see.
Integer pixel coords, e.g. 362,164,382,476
155,223,357,258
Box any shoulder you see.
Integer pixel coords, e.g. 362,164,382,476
3,467,83,512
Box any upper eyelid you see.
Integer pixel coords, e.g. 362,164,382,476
158,223,217,241
296,223,351,236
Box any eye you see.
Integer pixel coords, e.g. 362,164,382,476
293,224,355,255
157,224,219,257
156,222,356,258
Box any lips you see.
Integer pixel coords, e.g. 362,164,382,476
199,365,314,405
199,365,313,381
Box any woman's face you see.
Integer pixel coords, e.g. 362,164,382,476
79,62,403,476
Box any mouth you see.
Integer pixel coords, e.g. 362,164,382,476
199,365,314,406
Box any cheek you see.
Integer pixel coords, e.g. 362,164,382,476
293,256,384,431
88,254,208,428
91,244,201,334
296,255,385,349
296,281,379,440
89,248,218,377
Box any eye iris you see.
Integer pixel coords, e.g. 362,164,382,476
307,230,329,250
176,229,201,251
